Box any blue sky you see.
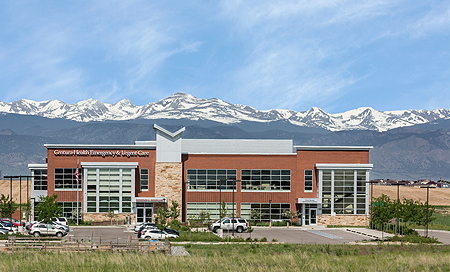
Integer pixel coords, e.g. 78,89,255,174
1,1,450,113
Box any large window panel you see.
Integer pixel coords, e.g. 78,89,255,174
186,202,236,220
240,203,291,221
85,167,134,213
33,169,48,191
187,169,237,191
241,169,291,191
55,168,81,190
321,169,368,215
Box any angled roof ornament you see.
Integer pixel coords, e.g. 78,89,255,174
153,124,185,139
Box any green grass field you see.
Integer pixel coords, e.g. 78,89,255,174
1,244,450,271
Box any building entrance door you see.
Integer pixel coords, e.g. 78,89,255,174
303,205,318,226
136,207,153,223
310,208,317,225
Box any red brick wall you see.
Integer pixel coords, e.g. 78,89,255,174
295,150,370,200
182,154,297,219
183,150,370,220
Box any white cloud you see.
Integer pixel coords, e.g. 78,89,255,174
409,3,450,37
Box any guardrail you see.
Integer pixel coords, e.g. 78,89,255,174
4,236,171,254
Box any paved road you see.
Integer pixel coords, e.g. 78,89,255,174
416,229,450,244
222,227,390,244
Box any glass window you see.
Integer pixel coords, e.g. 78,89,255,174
186,202,236,220
58,202,82,219
321,169,367,215
54,168,81,190
86,168,133,213
33,169,48,191
187,169,237,191
240,203,291,221
241,170,290,191
304,169,313,192
140,168,149,191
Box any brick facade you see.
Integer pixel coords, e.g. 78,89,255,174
29,131,372,227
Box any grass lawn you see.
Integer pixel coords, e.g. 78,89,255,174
1,244,450,271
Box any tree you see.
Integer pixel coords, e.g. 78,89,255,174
220,200,227,219
370,194,435,228
105,210,117,225
35,194,62,222
250,209,265,223
282,209,301,222
23,198,32,221
71,208,84,222
170,200,180,221
0,194,19,218
155,206,171,231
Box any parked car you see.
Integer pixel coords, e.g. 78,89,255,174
29,223,67,237
141,228,179,239
1,218,25,227
134,222,156,232
0,221,18,232
26,221,39,231
0,226,16,235
48,221,70,233
50,217,68,226
209,217,248,233
0,218,20,227
164,227,180,236
137,225,158,238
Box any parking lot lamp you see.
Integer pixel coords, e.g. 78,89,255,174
269,199,272,227
420,185,435,238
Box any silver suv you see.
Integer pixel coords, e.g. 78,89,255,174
29,223,66,238
209,217,248,233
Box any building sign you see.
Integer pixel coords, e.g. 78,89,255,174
53,149,150,158
297,198,321,204
135,197,167,203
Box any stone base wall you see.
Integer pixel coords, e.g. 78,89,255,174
155,162,182,208
84,213,135,223
317,214,368,227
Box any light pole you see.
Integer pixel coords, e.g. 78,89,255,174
269,199,272,227
366,181,378,229
420,185,435,238
219,179,241,234
219,179,222,222
392,182,404,235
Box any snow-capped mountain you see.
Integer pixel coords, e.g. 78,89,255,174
0,92,449,132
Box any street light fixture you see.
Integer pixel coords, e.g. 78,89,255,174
420,185,436,238
392,181,405,235
269,199,272,228
366,180,378,229
219,179,241,235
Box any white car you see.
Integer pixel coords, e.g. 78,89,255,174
141,228,179,239
0,222,18,233
50,217,68,226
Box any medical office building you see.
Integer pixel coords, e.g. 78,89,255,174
29,124,373,226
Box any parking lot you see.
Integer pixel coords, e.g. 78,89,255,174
62,225,450,244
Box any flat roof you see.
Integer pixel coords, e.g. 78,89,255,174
45,144,156,149
295,146,373,151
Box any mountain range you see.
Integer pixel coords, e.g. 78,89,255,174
1,92,450,181
1,92,450,132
